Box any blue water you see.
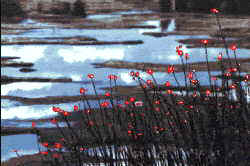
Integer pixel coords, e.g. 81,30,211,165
1,134,47,162
1,10,250,163
2,13,250,120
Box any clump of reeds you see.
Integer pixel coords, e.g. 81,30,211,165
13,8,250,166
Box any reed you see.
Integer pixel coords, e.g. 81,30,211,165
14,8,250,166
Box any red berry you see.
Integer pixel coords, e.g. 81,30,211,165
155,107,160,112
42,142,49,147
187,72,193,79
206,90,211,96
225,73,232,77
191,79,199,85
217,53,223,61
135,101,143,107
211,76,217,81
167,89,173,94
85,109,91,114
210,8,219,14
124,101,130,105
105,92,111,97
87,73,94,79
201,39,208,45
130,71,135,76
80,147,87,151
178,101,184,105
32,122,36,128
40,151,48,155
62,111,71,116
184,53,189,60
101,101,109,108
135,72,140,77
146,79,152,85
245,74,250,81
80,88,86,94
54,143,62,149
192,92,197,97
177,50,183,56
155,100,160,105
74,105,78,111
230,84,236,89
146,69,154,75
228,68,237,73
165,81,171,87
88,121,94,126
129,97,135,102
230,44,237,51
108,74,117,80
137,133,143,136
50,118,57,124
52,106,61,112
167,65,175,73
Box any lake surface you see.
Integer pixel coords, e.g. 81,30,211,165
2,11,250,120
1,134,46,162
1,10,250,162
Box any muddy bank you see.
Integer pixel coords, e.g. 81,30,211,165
2,40,143,46
139,13,250,45
143,28,250,39
1,16,156,31
2,36,97,42
1,61,34,68
92,58,250,73
1,75,104,85
19,68,37,73
177,37,250,49
1,94,111,105
1,126,64,136
1,152,109,166
1,57,21,61
101,85,232,95
1,76,73,85
1,153,45,166
1,127,34,136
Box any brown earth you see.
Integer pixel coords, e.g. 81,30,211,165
92,58,250,73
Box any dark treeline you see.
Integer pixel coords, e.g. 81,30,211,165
1,0,87,19
160,0,250,14
1,0,250,20
1,0,26,18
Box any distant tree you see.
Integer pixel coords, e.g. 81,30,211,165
51,2,71,15
1,0,26,17
71,0,87,17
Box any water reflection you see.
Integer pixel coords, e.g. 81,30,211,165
1,120,68,128
1,45,47,63
160,19,171,32
58,46,125,63
1,98,122,119
2,12,250,165
1,13,250,122
1,134,45,162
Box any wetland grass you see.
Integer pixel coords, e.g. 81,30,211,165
7,8,250,166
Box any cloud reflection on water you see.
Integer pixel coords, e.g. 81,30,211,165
1,14,250,121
